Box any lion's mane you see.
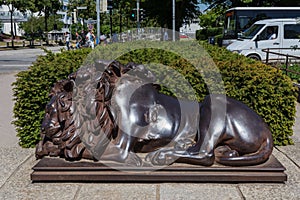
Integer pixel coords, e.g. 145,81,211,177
35,60,153,160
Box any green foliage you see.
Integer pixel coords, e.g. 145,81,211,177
202,42,297,145
20,15,64,40
13,41,297,147
284,64,300,83
196,27,223,40
141,0,200,31
12,48,91,147
199,5,227,28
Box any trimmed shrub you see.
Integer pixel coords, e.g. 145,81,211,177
202,42,297,145
12,48,91,147
196,27,223,41
12,41,297,147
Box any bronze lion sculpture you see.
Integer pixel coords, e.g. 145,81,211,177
36,60,273,166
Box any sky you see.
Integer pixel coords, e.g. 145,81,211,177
199,3,209,12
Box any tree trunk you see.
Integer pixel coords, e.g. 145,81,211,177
44,12,49,45
10,9,14,47
119,8,122,41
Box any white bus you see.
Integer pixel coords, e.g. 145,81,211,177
222,7,300,46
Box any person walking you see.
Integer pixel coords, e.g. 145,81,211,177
86,30,95,49
80,30,86,47
75,32,82,49
65,32,70,50
100,34,107,46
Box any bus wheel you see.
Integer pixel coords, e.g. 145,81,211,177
247,54,261,61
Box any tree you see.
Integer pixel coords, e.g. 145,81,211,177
32,0,61,32
0,0,31,47
143,0,200,32
20,15,64,46
67,0,96,23
199,5,227,28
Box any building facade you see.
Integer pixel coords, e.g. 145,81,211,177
0,5,28,36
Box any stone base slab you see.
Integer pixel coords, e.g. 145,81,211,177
31,155,287,183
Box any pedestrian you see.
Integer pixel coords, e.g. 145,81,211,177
75,32,82,49
65,32,70,50
164,30,169,41
80,30,86,46
100,34,107,46
86,30,95,49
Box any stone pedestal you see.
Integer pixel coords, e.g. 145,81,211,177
31,155,287,183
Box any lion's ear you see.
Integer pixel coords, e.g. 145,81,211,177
153,84,161,91
63,80,74,93
95,60,113,71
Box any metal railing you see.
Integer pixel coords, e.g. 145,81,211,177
262,48,300,76
262,48,300,102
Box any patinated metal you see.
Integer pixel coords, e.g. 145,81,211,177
36,60,274,167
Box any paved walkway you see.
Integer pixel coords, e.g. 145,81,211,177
0,73,299,200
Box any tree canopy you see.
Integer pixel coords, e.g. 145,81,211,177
1,0,201,39
143,0,200,30
67,0,200,32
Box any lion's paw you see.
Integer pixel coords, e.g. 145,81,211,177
145,150,176,166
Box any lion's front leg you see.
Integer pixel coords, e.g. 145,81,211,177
100,143,142,166
99,133,143,166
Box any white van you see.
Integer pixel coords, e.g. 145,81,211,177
226,18,300,62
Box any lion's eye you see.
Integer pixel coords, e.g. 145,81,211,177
149,109,158,122
144,110,150,123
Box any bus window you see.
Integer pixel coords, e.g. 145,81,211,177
224,11,236,39
238,16,251,30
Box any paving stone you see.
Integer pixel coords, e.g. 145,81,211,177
238,148,300,200
272,148,300,183
239,182,300,200
0,147,34,188
76,183,157,200
159,183,243,200
277,143,300,169
0,73,19,147
291,103,300,143
0,155,79,200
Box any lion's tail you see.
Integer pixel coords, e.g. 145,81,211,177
216,137,273,166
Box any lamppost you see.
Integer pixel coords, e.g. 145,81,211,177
172,0,175,41
96,0,100,44
137,0,140,29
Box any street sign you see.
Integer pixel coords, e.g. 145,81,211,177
87,19,97,24
77,6,87,10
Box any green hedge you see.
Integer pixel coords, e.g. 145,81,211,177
12,41,297,147
12,48,91,148
196,27,223,41
202,43,297,145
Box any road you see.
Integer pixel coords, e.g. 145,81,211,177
0,46,63,73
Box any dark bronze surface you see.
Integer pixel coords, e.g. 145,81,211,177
31,155,287,183
35,60,274,167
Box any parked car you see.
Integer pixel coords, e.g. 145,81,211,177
180,33,188,39
226,18,300,62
